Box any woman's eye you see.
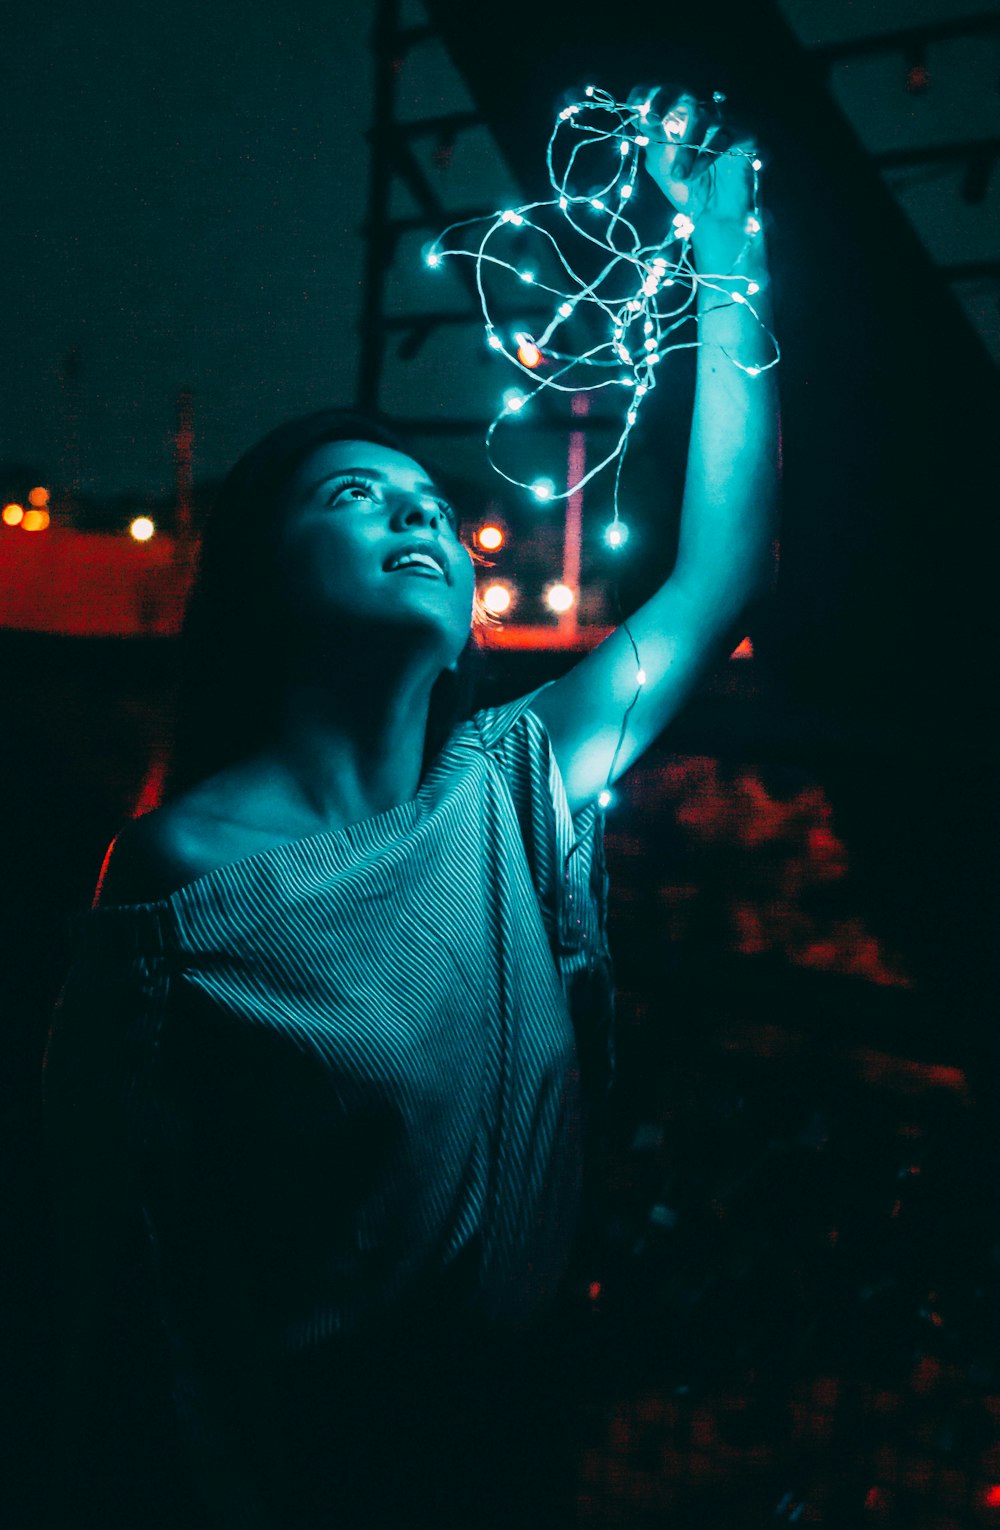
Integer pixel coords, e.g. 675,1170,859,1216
426,499,458,529
329,480,378,505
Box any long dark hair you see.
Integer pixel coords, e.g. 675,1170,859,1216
162,408,494,804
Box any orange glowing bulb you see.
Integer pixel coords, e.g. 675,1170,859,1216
28,486,50,507
477,525,504,551
2,503,24,526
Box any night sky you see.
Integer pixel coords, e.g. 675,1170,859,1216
5,0,518,499
5,0,996,504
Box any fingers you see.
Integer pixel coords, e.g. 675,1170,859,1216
658,93,726,183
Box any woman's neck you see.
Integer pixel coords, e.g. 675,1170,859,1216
259,664,439,829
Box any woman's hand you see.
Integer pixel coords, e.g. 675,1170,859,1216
640,91,761,260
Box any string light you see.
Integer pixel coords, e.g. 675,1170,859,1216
425,84,780,814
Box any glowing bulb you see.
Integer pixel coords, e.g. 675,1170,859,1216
585,85,595,97
501,210,524,225
488,334,503,351
752,157,762,172
591,198,605,211
635,134,649,147
520,270,534,283
22,509,48,532
745,215,761,235
603,519,629,548
641,276,658,296
672,212,695,241
615,343,631,363
636,668,646,685
627,299,641,312
559,196,568,210
635,383,647,397
732,291,746,305
2,503,24,525
516,336,542,368
745,365,761,377
28,486,49,507
644,337,657,351
425,250,441,268
504,389,527,412
746,280,760,295
652,257,667,271
531,479,554,501
130,516,155,541
663,112,685,141
483,583,512,615
627,409,637,425
613,325,624,340
477,525,504,551
638,100,651,119
643,320,653,335
546,582,575,614
620,141,630,156
558,301,573,318
619,184,632,199
648,352,660,365
598,789,613,808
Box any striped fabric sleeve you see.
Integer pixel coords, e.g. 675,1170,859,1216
43,906,283,1528
472,684,616,1114
41,906,174,1526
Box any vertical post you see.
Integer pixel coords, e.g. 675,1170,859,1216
59,344,83,524
174,388,194,541
357,0,401,414
561,390,588,640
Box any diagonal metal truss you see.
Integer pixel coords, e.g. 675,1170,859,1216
808,13,1000,291
356,0,546,432
355,0,619,435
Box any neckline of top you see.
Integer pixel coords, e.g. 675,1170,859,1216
90,718,481,916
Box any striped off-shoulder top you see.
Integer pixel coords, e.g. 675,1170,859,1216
45,682,616,1372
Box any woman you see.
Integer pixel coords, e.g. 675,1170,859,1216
43,91,779,1528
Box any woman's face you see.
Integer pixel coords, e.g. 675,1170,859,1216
275,438,476,670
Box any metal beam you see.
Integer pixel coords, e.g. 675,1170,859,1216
809,13,1000,66
383,415,621,436
357,0,402,413
873,137,1000,170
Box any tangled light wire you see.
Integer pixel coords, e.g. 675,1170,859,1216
425,84,781,810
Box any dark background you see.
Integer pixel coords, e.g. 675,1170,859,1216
3,1,999,1525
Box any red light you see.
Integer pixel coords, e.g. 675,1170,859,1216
588,1280,601,1301
516,339,542,368
984,1484,1000,1508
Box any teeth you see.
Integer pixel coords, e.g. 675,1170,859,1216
388,552,442,574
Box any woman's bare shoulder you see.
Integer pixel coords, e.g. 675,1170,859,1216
94,760,304,907
93,795,218,908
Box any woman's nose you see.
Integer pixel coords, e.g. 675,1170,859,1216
393,495,446,529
